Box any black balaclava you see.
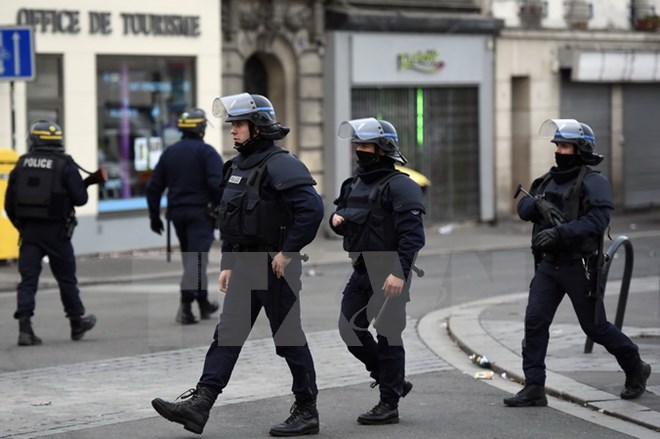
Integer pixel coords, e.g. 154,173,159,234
356,150,380,168
554,152,581,169
356,147,395,183
553,142,582,170
551,146,582,184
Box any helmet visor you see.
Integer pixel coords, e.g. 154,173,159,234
539,119,584,141
212,93,261,119
338,118,392,143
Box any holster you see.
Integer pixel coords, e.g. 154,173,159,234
63,212,77,239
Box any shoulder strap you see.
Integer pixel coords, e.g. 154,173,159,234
566,165,588,221
247,149,287,187
348,178,359,193
534,172,553,195
344,171,406,203
368,171,406,203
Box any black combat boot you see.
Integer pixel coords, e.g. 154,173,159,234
269,397,320,436
503,384,548,407
175,302,198,325
18,317,43,346
620,361,651,400
70,315,97,341
357,400,399,425
152,385,217,435
197,296,219,320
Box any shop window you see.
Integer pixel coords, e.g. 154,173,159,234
26,55,64,132
352,87,480,222
96,56,195,213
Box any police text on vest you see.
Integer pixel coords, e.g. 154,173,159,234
23,158,53,169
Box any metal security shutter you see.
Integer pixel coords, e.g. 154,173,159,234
352,87,479,222
560,71,611,179
622,84,660,208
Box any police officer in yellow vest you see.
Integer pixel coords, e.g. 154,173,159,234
4,120,96,345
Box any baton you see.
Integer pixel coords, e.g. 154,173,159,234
514,184,533,200
272,225,288,326
373,297,390,329
374,262,422,327
166,218,171,263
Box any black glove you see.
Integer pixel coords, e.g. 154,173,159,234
150,218,164,235
206,202,220,220
532,227,560,251
535,198,565,227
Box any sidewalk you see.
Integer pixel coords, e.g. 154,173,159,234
419,278,660,433
415,211,660,433
0,216,535,293
1,210,659,433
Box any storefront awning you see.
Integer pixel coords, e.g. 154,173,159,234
564,49,660,82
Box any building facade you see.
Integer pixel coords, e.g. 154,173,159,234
492,0,660,216
0,0,222,253
219,0,325,190
4,0,657,254
323,1,503,224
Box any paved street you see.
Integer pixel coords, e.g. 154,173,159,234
1,317,448,438
0,211,658,438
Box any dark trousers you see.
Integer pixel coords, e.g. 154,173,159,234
198,252,317,398
522,259,641,385
15,222,84,319
169,207,214,304
338,269,408,406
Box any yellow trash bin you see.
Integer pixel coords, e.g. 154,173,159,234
0,148,20,261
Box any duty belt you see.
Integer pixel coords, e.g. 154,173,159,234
540,252,585,262
231,244,278,253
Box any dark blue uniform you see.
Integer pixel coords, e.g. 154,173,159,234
331,164,425,407
198,142,324,400
5,151,88,320
146,136,224,306
518,165,641,386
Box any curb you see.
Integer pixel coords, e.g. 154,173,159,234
421,293,660,433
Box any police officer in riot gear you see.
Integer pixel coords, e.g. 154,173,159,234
146,108,224,324
330,118,425,425
4,120,96,345
504,119,651,407
151,93,324,436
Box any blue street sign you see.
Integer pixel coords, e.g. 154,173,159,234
0,26,35,81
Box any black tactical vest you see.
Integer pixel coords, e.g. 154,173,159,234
532,167,602,258
218,150,293,248
340,173,404,253
12,151,72,221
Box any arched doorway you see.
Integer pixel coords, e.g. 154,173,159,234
244,55,268,96
242,53,294,152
